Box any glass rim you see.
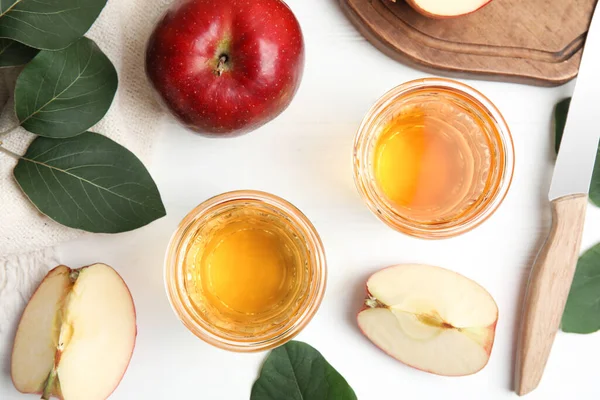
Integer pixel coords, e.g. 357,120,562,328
164,190,327,352
353,78,515,239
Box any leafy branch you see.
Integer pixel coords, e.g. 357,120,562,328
0,0,166,233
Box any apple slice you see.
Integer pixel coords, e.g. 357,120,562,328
404,0,492,18
11,263,137,400
357,264,498,376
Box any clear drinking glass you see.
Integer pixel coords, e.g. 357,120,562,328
353,78,515,239
164,190,327,352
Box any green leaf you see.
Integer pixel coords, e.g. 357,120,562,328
251,341,357,400
13,132,166,233
554,97,600,207
0,0,108,50
0,38,37,67
562,243,600,333
554,98,570,154
14,37,117,138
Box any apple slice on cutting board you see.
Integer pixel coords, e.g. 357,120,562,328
357,264,498,376
402,0,493,18
11,263,137,400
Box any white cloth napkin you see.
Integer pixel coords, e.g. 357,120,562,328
0,0,172,369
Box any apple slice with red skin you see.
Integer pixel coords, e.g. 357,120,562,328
145,0,305,137
11,264,137,400
400,0,493,19
358,264,498,376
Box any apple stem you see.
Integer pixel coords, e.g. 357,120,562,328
69,270,80,282
215,55,228,76
41,368,58,400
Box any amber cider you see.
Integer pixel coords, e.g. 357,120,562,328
373,95,498,223
184,206,304,320
354,79,514,238
165,191,326,351
180,196,314,338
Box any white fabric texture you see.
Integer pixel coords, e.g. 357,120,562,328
0,0,171,359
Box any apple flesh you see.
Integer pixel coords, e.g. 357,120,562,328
11,264,137,400
403,0,492,18
145,0,305,137
357,264,498,376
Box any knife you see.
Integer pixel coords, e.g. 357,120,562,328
515,3,600,396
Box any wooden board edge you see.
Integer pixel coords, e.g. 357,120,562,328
340,0,579,86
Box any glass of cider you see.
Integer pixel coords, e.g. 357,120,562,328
165,190,326,352
354,78,514,239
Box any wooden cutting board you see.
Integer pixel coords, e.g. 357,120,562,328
341,0,597,86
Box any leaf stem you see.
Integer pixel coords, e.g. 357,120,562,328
0,124,20,139
0,142,22,159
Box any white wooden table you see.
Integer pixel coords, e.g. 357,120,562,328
3,0,600,398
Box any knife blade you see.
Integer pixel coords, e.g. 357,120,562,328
549,4,600,200
515,3,600,396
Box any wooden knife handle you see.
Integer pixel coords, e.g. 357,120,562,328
515,193,588,396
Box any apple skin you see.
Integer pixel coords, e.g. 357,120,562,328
404,0,493,19
145,0,305,137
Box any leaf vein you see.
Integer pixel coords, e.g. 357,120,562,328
49,167,95,227
21,156,163,213
38,99,101,114
33,162,69,219
80,180,115,226
0,0,22,18
97,187,130,222
20,41,96,124
3,14,60,36
9,7,84,16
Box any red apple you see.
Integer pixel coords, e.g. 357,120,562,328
145,0,305,137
